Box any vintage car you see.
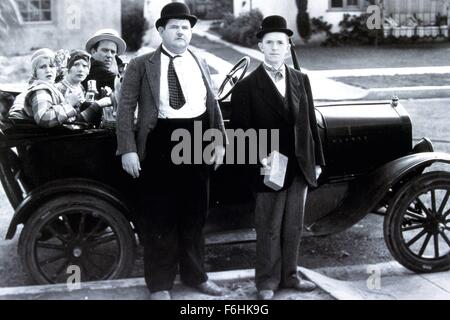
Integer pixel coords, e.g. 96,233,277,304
0,57,449,285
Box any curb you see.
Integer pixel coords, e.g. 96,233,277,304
310,261,413,281
2,261,447,300
0,261,410,300
364,88,450,101
0,269,255,300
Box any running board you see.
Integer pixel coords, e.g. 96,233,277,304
205,228,256,245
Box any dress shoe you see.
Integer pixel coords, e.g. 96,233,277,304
196,280,224,296
293,279,317,292
150,290,171,300
257,290,274,300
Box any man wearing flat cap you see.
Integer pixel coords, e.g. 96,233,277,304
83,29,127,96
116,2,226,300
231,15,325,300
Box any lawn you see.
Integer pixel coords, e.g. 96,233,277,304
402,98,450,148
208,27,450,70
297,42,450,70
191,34,262,73
331,74,450,89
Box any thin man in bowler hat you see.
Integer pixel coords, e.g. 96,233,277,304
116,2,226,300
231,15,325,300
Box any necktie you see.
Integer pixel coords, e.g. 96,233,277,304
161,47,186,110
264,64,284,82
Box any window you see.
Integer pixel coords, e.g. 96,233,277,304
331,0,344,8
16,0,52,22
330,0,362,10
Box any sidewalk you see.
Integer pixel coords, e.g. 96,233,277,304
300,261,450,300
0,269,331,300
1,261,448,300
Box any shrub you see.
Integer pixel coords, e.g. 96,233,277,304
121,1,148,52
311,16,333,35
217,9,264,48
186,0,233,20
315,14,382,46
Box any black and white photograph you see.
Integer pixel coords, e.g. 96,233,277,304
0,0,449,305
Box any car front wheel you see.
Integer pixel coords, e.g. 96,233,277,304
384,171,450,273
18,194,136,284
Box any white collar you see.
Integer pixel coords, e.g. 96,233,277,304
161,44,188,58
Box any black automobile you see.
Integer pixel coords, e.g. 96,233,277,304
0,58,449,285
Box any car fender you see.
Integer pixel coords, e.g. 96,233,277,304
5,178,132,240
309,152,450,235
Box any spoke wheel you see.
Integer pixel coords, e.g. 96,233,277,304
384,171,450,273
19,194,135,284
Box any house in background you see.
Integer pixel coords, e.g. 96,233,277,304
143,0,234,28
233,0,372,41
185,0,233,19
233,0,450,41
1,0,122,56
383,0,450,38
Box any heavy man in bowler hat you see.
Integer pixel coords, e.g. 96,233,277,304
231,15,325,300
116,2,226,300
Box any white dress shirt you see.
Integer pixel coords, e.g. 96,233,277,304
159,45,207,119
263,62,286,98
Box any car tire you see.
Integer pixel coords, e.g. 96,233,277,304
18,194,136,284
384,171,450,273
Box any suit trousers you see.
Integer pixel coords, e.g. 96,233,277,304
255,174,308,291
137,113,209,293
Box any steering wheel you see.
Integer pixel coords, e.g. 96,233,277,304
217,56,250,102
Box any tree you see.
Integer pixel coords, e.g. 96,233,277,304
122,0,148,52
296,0,311,41
0,0,19,40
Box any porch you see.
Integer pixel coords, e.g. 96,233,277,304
382,0,450,38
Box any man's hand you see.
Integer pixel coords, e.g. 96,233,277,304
66,93,80,107
315,166,322,179
101,86,113,97
122,152,141,178
210,145,225,171
260,157,271,176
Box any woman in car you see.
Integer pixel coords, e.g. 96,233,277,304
56,50,112,126
8,48,108,127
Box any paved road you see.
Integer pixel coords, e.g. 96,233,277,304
0,98,449,287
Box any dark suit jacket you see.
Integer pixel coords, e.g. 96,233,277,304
116,46,227,160
230,64,325,189
82,59,117,94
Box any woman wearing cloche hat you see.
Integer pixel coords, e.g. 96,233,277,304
9,48,103,127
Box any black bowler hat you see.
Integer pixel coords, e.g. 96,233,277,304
155,2,198,29
256,15,294,39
